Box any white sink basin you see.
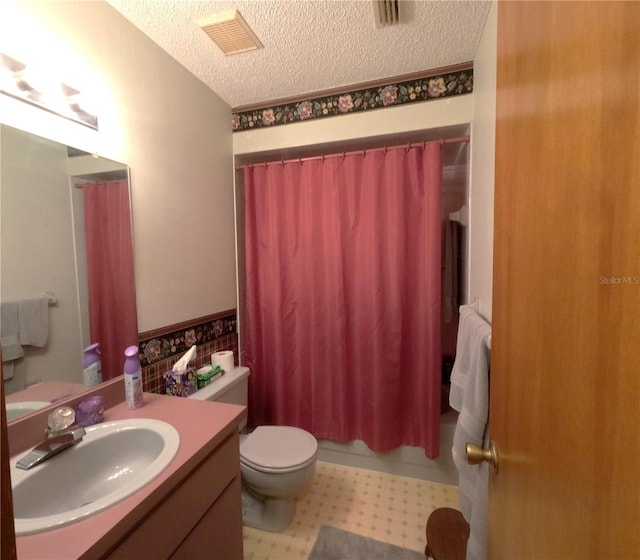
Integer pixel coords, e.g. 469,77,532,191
6,401,51,422
11,418,180,535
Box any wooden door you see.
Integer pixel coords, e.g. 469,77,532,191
490,2,640,558
1,357,17,560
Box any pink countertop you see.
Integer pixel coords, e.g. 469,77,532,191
14,393,246,560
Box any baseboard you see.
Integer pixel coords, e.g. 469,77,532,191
317,410,459,485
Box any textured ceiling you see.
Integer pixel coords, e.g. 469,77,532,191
106,0,491,108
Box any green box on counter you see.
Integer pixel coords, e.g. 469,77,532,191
164,367,197,397
196,364,222,389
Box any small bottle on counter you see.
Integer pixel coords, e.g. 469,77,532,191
123,345,143,409
76,395,104,427
83,343,102,388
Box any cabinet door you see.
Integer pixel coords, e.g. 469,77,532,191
170,477,243,560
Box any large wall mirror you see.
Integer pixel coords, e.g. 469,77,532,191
1,124,138,424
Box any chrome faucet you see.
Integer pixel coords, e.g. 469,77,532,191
16,427,86,470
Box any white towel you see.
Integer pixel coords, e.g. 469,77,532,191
2,301,24,360
466,458,489,560
449,304,491,560
1,301,24,380
18,297,49,347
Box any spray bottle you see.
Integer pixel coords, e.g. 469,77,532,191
82,343,102,388
123,345,143,409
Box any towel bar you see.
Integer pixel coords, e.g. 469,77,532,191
41,291,57,305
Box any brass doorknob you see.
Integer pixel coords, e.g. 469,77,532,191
466,441,499,473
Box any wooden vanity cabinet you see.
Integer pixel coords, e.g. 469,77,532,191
169,476,242,560
105,431,243,560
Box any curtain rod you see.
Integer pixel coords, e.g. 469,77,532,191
74,176,128,188
236,135,470,171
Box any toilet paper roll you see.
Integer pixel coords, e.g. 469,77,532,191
211,351,234,372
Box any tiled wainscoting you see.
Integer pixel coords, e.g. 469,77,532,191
138,310,238,394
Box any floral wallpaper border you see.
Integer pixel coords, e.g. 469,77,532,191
232,67,473,132
138,311,237,367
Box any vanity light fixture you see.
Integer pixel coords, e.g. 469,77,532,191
0,53,98,130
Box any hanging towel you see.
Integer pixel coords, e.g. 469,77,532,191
449,304,491,560
1,301,24,360
466,460,489,560
18,297,49,347
1,301,24,380
442,219,460,323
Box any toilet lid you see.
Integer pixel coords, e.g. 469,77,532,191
240,426,318,470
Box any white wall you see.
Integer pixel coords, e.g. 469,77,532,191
468,1,497,322
0,1,236,333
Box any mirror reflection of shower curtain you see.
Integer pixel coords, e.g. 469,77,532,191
83,180,138,381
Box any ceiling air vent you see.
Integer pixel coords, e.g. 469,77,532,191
199,9,263,56
373,0,401,27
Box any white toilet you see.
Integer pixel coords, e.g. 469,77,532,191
189,366,318,532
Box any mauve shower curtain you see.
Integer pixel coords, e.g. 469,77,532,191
244,142,442,458
83,179,138,381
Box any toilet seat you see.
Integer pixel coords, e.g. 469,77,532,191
240,426,318,473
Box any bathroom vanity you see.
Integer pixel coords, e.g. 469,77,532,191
13,393,246,559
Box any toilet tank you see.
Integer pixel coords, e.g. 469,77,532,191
189,366,249,429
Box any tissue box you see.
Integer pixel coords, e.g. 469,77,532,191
196,364,222,389
164,367,197,397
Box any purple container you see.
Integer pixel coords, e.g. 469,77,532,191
76,395,104,427
83,343,102,388
83,343,100,368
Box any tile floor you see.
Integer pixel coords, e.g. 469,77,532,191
242,461,459,560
